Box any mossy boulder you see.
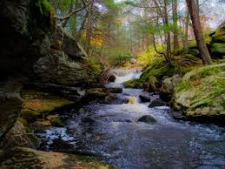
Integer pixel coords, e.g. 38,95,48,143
138,58,179,92
210,23,225,58
123,79,144,88
173,64,225,123
210,23,225,43
0,147,117,169
21,90,73,121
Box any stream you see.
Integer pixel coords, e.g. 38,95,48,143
39,69,225,169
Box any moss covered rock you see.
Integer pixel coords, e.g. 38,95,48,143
0,147,117,169
21,90,73,121
123,79,144,88
210,23,225,58
137,58,179,92
173,64,225,123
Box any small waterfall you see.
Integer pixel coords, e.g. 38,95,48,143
105,68,142,88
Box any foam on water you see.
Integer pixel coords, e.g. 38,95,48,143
38,68,225,169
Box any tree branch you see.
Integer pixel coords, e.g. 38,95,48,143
55,0,92,21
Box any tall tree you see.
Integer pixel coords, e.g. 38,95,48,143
186,0,212,65
172,0,179,53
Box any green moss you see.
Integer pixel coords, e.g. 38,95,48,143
175,80,191,92
29,0,55,38
183,65,223,81
174,63,225,116
21,90,73,119
211,43,225,54
86,56,102,75
138,58,179,91
124,79,144,88
35,0,55,26
18,117,29,126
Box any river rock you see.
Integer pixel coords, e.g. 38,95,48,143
86,88,110,101
0,147,117,169
81,117,96,123
108,87,123,93
108,74,116,82
137,115,157,123
149,98,165,107
139,93,151,102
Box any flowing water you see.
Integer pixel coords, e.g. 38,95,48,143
39,69,225,169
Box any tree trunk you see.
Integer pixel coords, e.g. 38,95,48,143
164,0,171,62
85,0,94,54
184,11,190,51
172,0,179,53
186,0,212,65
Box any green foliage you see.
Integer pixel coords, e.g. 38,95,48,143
138,46,162,65
114,53,133,65
86,56,102,75
103,0,117,8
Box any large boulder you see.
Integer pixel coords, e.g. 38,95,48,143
0,0,54,75
51,25,87,60
173,64,225,124
32,25,99,94
33,50,89,86
160,74,181,102
0,79,23,140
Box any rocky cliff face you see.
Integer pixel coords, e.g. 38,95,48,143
0,0,100,142
30,25,97,101
0,0,55,140
0,0,54,75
